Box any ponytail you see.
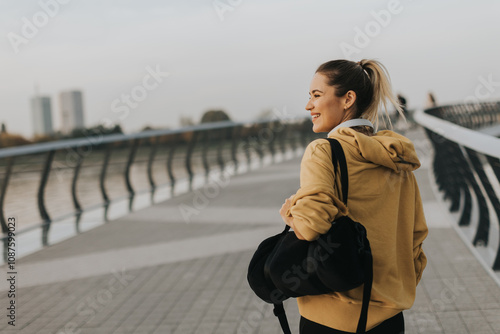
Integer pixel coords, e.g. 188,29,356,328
358,59,403,129
316,59,404,130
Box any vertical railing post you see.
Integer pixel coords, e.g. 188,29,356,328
99,144,112,222
244,132,252,170
201,130,211,181
269,120,284,159
267,122,276,163
39,150,55,246
74,210,83,234
460,147,491,246
166,134,179,193
125,139,140,211
71,150,84,213
279,123,288,157
285,125,297,156
231,125,241,174
147,136,159,192
185,131,199,191
254,124,265,167
100,144,112,204
466,150,500,248
486,156,500,183
125,139,140,198
441,138,463,213
300,120,312,149
216,127,230,173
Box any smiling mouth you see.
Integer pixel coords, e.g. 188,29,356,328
312,114,320,120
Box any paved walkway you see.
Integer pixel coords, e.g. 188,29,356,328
1,128,500,333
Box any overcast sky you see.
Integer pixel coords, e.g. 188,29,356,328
1,0,499,138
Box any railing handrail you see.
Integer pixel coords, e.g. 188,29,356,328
414,109,500,158
0,118,292,159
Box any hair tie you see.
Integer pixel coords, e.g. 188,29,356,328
358,61,369,77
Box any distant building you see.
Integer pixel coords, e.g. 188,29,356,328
31,96,53,136
60,90,85,133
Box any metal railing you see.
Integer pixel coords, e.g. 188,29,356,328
0,117,320,261
415,102,500,271
425,102,500,129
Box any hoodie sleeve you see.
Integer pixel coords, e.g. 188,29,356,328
287,139,348,241
413,181,428,285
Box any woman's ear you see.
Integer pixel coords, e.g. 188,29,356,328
345,90,357,109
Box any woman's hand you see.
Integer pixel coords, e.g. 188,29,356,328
279,195,294,226
280,195,306,240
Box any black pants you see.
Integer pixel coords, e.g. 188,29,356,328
299,312,404,334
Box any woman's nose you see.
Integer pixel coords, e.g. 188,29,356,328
305,99,313,110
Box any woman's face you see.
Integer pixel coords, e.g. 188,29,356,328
306,72,353,133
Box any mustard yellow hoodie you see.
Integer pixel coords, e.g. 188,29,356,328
288,127,428,332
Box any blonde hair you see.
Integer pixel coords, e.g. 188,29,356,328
316,59,404,130
358,59,404,129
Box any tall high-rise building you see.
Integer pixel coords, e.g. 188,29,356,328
31,96,53,136
60,90,85,133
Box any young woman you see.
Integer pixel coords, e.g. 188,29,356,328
279,59,428,334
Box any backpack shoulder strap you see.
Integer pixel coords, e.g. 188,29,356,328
326,137,373,334
325,138,348,205
273,303,292,334
356,251,373,334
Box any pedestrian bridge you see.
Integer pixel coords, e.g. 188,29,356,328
0,104,499,333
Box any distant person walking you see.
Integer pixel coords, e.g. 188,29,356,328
279,59,428,333
394,93,410,132
397,94,408,119
425,92,437,108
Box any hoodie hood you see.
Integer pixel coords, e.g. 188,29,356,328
332,128,421,172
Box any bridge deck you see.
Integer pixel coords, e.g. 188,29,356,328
0,128,499,334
